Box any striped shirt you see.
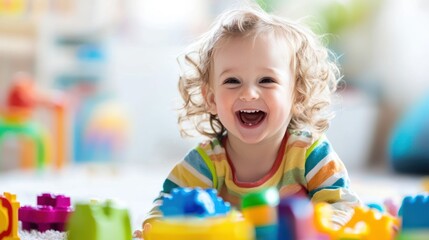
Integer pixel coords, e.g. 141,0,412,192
146,130,360,225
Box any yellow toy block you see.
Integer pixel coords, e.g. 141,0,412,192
314,203,399,240
0,192,20,240
144,212,254,240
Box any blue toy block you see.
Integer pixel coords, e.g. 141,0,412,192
160,188,230,217
401,194,429,230
366,202,385,213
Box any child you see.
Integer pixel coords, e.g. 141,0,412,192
134,3,360,238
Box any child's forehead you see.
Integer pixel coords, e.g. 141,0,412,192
210,34,294,74
213,32,294,58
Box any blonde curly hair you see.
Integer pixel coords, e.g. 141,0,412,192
177,5,340,140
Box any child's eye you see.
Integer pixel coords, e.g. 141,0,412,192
223,77,240,84
259,77,276,84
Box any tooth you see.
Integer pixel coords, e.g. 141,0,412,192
240,110,260,113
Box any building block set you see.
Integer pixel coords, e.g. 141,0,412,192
0,74,67,170
3,189,429,239
0,72,129,171
1,192,131,240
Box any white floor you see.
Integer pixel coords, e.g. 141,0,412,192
1,162,427,239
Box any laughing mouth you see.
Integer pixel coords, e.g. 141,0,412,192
236,110,267,127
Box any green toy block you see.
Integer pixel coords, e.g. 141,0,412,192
396,230,429,240
67,200,132,240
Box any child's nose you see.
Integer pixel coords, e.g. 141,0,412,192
239,85,259,101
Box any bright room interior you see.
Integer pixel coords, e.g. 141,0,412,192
1,0,429,239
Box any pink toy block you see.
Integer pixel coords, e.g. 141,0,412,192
0,192,20,240
18,193,73,232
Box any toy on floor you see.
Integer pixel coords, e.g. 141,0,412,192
389,93,429,174
145,187,429,240
0,73,67,170
160,188,230,217
241,187,279,240
18,193,72,232
0,192,20,240
397,194,429,239
144,188,253,240
278,196,319,240
144,211,254,240
67,200,132,240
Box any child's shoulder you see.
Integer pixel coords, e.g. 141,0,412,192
198,137,224,152
287,129,327,149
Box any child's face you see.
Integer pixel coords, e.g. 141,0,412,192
206,34,295,144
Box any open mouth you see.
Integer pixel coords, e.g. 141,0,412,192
236,110,267,127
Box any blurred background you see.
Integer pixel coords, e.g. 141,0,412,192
1,0,429,172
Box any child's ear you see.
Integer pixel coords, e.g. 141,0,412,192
202,85,217,115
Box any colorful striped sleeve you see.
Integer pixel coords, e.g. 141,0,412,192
144,149,215,223
304,135,361,226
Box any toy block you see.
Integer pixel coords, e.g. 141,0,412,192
313,202,336,236
67,200,131,240
160,188,230,217
0,192,20,240
241,187,279,240
401,194,429,230
343,206,398,240
19,193,72,232
383,198,400,217
315,204,398,240
277,196,317,240
144,212,254,240
396,230,429,240
367,202,385,213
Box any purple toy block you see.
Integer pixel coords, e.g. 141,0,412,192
19,193,73,232
277,196,317,240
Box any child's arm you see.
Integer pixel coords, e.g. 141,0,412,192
139,148,216,229
304,136,362,226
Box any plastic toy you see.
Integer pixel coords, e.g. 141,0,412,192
383,198,400,217
144,212,254,240
400,194,429,230
0,73,67,170
73,95,128,163
314,203,398,240
19,193,72,232
367,202,385,213
160,188,230,217
0,192,20,240
0,120,47,170
277,196,318,240
389,93,429,174
241,187,279,240
146,187,251,240
343,206,398,240
67,200,131,240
